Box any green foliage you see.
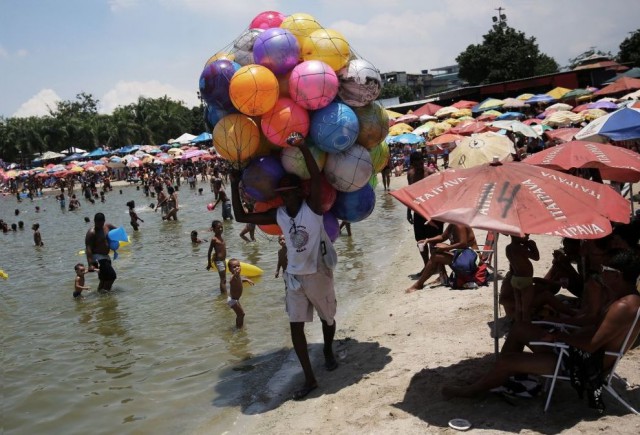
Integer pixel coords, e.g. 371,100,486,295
456,24,559,85
379,83,416,103
0,94,207,162
617,29,640,67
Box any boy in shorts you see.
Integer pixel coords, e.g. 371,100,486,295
227,258,254,328
73,263,91,299
206,220,227,294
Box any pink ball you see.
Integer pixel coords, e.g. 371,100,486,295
289,60,339,110
249,11,286,30
261,97,310,147
207,203,214,211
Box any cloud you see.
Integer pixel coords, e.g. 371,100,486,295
100,80,200,113
0,45,7,59
13,89,61,118
108,0,140,12
16,49,28,58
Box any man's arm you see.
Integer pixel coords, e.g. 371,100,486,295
229,172,277,225
85,230,95,269
290,135,323,215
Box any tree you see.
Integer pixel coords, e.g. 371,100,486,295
617,29,640,67
456,23,559,85
379,84,415,103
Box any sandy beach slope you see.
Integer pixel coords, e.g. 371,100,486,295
199,174,640,434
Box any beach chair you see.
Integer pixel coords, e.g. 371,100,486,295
530,307,640,414
475,231,498,271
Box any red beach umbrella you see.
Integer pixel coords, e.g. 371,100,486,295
544,128,581,143
449,120,489,135
523,141,640,182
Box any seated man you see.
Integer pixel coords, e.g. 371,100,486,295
443,248,640,399
406,222,478,293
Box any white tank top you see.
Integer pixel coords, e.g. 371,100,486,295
276,201,322,275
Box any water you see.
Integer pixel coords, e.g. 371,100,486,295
0,179,409,434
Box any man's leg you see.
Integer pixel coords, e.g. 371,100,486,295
321,319,337,370
290,322,318,399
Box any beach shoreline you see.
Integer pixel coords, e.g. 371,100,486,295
203,174,640,434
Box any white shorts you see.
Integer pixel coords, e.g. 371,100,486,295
227,297,238,307
285,258,336,325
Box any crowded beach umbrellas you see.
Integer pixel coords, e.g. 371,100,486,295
523,140,640,183
544,127,580,143
594,77,640,97
390,160,630,352
575,107,640,142
490,120,540,138
526,94,556,105
448,132,515,168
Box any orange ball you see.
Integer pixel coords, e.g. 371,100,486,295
229,65,279,116
254,198,283,235
212,114,260,163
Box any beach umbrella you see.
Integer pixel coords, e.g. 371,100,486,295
546,87,572,100
427,133,463,146
390,160,630,352
418,114,438,122
412,122,436,136
580,109,608,121
392,113,420,124
495,111,525,121
434,106,458,118
451,100,478,110
388,123,414,136
448,132,515,169
427,121,453,139
449,120,489,135
560,88,594,101
523,140,640,182
490,120,540,138
531,124,553,136
472,98,504,113
167,148,184,155
385,109,403,119
516,93,535,101
594,77,640,96
542,110,583,127
587,100,618,110
526,94,556,105
522,118,541,125
69,165,84,173
412,102,443,117
501,98,529,109
547,103,573,111
572,103,592,113
575,108,640,142
386,133,424,146
451,108,472,119
621,89,640,100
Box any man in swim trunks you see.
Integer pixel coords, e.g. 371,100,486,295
230,132,338,401
85,212,117,291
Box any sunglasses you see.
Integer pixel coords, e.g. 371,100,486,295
601,264,621,274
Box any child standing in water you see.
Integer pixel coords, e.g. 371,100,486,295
32,223,43,246
206,220,227,294
275,234,288,278
227,258,254,328
73,263,91,299
127,200,144,231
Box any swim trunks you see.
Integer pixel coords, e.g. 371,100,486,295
511,275,533,290
284,255,336,325
227,297,238,307
214,260,226,273
94,254,117,282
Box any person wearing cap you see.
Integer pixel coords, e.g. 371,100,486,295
230,132,338,400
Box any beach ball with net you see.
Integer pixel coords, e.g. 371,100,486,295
301,174,337,213
302,29,350,71
324,144,373,192
241,155,286,202
353,102,389,150
199,59,240,109
280,13,323,49
323,211,339,242
204,52,235,66
205,105,231,130
253,28,300,75
231,29,263,66
369,141,390,173
207,203,215,211
289,60,339,110
337,59,382,107
310,102,359,153
280,144,326,179
212,114,260,163
331,184,376,223
261,98,310,147
250,10,286,30
254,198,284,235
229,65,279,116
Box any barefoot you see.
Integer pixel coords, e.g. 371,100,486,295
405,284,424,293
292,382,318,400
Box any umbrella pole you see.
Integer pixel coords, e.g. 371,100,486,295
493,232,500,357
630,184,635,215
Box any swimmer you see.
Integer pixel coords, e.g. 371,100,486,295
206,220,227,294
73,263,91,299
227,258,254,328
191,230,207,244
84,217,90,223
127,200,144,231
32,223,44,246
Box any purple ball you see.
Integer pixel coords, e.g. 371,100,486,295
241,155,286,202
253,28,300,75
330,184,375,223
199,60,240,109
323,211,339,242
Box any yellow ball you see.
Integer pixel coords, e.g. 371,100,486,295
204,52,235,67
229,65,279,116
280,13,322,49
302,29,350,71
212,114,260,162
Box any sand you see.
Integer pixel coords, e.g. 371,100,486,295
219,174,640,435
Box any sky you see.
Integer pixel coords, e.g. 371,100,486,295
1,0,639,118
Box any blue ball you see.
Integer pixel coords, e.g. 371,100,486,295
330,184,375,222
253,28,300,75
310,102,360,153
205,105,230,130
241,155,286,202
199,60,241,109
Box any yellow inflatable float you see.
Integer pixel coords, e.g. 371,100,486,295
0,269,8,280
210,259,263,277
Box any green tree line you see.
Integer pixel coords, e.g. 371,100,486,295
0,93,206,163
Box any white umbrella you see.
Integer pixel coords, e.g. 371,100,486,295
490,120,540,138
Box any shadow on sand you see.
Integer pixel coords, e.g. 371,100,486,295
212,337,392,415
393,354,640,433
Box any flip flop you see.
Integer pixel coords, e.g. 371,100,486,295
292,384,318,400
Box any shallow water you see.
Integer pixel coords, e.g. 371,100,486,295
1,178,408,434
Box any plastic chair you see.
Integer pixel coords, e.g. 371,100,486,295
530,307,640,413
475,231,498,271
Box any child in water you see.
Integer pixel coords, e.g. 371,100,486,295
127,200,144,231
32,223,43,246
275,234,287,278
206,220,227,294
227,258,254,328
190,230,207,244
73,263,91,299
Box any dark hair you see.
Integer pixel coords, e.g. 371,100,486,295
409,151,424,164
84,217,90,223
211,220,222,228
74,263,84,271
94,212,105,222
605,248,640,285
167,186,175,194
191,230,198,237
126,200,135,209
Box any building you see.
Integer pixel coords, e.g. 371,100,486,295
380,65,466,100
